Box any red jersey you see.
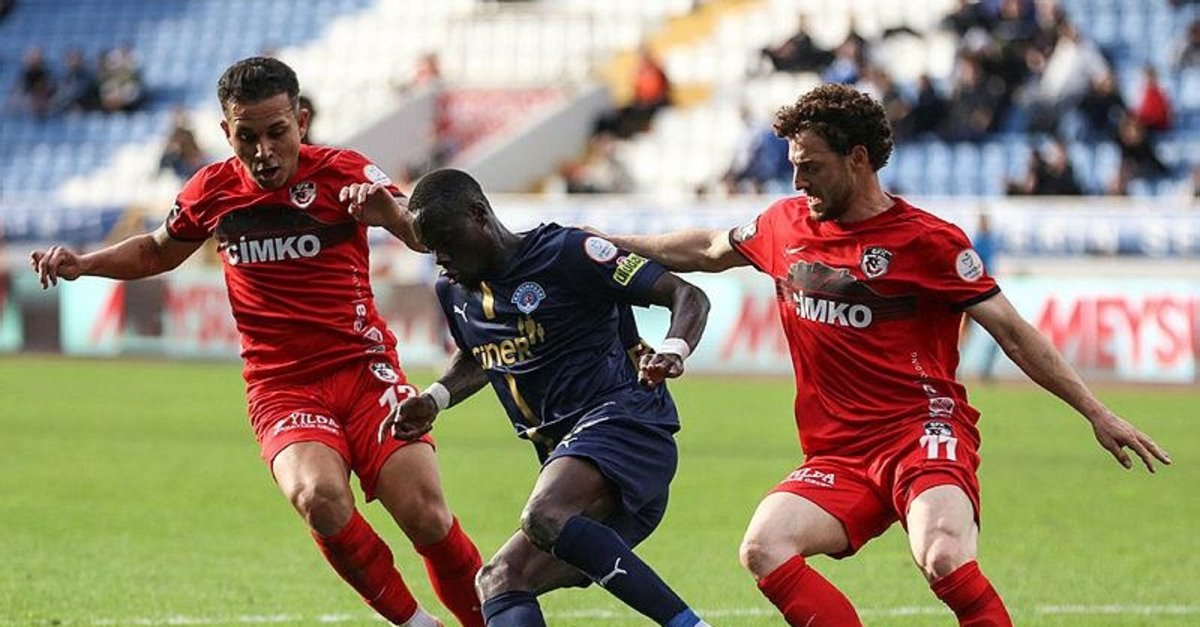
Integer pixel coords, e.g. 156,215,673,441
731,195,999,456
166,144,400,383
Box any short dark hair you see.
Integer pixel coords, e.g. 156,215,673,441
217,56,299,114
409,169,490,234
774,84,893,171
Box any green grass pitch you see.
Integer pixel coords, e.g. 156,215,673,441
1,356,1196,626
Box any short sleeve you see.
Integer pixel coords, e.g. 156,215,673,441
729,199,785,275
165,168,216,241
920,224,1000,310
332,149,402,196
434,278,472,354
558,229,667,307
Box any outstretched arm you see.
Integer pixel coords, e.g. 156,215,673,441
390,348,489,440
30,224,203,288
340,181,427,252
604,228,750,273
636,272,710,386
967,292,1172,472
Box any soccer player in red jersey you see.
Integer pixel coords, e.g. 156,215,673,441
29,57,482,627
602,84,1172,626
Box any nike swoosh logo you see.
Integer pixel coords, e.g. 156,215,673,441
785,245,808,255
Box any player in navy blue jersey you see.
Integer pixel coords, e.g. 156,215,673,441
388,169,714,627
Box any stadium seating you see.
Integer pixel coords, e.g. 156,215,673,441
1,0,1196,235
620,0,1200,196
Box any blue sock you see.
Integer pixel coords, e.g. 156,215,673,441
481,591,546,627
552,515,690,624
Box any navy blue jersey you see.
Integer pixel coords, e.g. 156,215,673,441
435,224,680,458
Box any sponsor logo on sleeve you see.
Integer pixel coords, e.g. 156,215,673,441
511,282,546,314
860,246,893,279
955,249,985,282
612,254,649,286
289,181,317,209
369,361,399,384
363,164,393,186
584,236,619,263
732,218,758,243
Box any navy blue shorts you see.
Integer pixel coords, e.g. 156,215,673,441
544,412,679,548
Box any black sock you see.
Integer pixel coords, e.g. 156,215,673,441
551,515,690,624
481,590,546,627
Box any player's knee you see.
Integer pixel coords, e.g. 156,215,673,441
739,532,791,579
289,481,353,536
476,555,523,600
919,533,971,582
389,487,453,545
520,503,567,553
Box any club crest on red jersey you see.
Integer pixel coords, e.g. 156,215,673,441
370,361,399,384
860,246,892,279
290,181,317,209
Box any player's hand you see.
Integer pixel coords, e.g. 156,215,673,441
1089,411,1171,472
639,351,684,387
340,181,397,227
29,245,84,289
389,394,439,441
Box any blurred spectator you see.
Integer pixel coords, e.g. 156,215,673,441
159,108,208,180
1108,114,1169,195
563,134,633,194
594,46,671,139
991,0,1039,44
1077,70,1126,139
396,52,443,94
758,15,832,73
52,48,100,114
98,44,145,113
858,67,913,140
821,39,863,85
1183,165,1200,199
1174,20,1200,70
942,0,994,36
298,93,317,145
1022,22,1109,133
722,106,790,194
908,75,949,138
10,46,55,118
1132,66,1172,133
1005,137,1083,195
942,54,1003,140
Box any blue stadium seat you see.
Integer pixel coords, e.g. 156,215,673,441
0,0,374,208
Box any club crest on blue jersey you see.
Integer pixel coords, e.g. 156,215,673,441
290,181,317,209
511,282,546,314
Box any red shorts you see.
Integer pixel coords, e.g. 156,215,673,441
247,355,433,502
770,419,982,558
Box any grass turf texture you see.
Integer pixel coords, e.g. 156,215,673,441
1,356,1195,626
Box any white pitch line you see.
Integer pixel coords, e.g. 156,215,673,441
5,605,1198,625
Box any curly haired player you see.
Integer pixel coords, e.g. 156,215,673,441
601,83,1171,626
